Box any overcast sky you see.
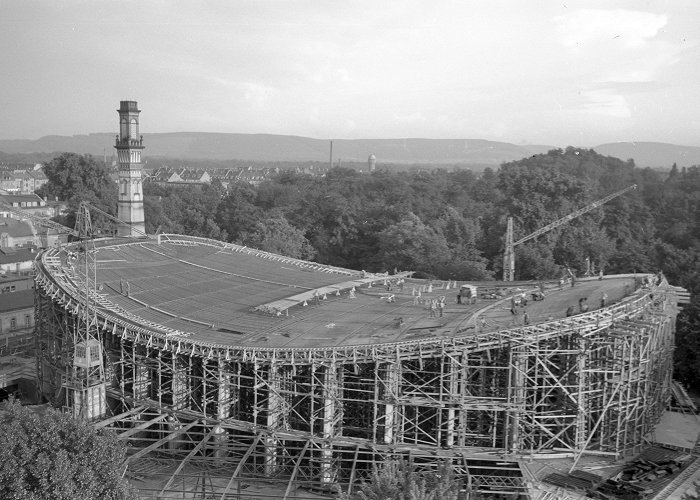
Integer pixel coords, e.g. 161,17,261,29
1,1,698,147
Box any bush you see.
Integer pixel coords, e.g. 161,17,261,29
0,398,137,500
342,459,468,500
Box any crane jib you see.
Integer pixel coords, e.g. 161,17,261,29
503,184,637,281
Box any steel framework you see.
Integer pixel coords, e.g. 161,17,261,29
33,240,685,498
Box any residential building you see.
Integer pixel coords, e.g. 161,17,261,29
0,167,49,195
0,217,39,248
23,169,49,194
0,289,34,356
0,246,38,276
0,193,54,219
0,171,20,193
150,166,212,186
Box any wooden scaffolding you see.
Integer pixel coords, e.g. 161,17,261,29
34,244,685,498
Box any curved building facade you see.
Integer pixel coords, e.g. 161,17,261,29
33,234,684,497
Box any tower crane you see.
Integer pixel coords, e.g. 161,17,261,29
502,184,637,281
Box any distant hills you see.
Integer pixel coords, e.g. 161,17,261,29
592,142,700,169
1,133,698,168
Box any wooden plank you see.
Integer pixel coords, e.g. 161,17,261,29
218,434,263,500
125,420,199,465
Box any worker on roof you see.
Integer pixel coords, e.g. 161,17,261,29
428,299,437,318
579,297,589,313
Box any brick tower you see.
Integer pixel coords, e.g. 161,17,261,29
115,101,146,237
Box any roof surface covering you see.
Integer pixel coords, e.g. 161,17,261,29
0,246,37,264
53,236,635,349
0,217,34,239
0,289,34,313
0,193,45,204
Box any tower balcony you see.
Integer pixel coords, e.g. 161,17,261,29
115,136,144,148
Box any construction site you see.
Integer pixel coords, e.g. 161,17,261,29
28,230,689,499
9,101,694,499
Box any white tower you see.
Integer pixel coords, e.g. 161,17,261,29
115,101,146,237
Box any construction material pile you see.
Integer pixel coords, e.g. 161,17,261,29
544,454,694,499
543,469,602,494
592,457,691,499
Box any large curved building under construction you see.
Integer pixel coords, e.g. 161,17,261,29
33,233,687,498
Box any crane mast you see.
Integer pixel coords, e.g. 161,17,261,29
502,184,637,281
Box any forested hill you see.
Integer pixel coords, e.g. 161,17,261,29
3,132,700,167
39,147,700,389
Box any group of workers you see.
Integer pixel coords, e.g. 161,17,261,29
565,292,608,317
399,273,623,323
428,296,447,318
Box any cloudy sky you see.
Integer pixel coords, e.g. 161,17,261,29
1,1,698,147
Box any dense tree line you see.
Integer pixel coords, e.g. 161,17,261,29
38,152,118,233
142,147,688,280
40,148,700,389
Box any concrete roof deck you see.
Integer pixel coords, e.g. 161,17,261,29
54,237,639,350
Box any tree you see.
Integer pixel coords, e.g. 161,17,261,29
341,459,467,500
215,182,264,243
38,153,118,231
433,207,493,280
674,299,700,390
143,194,184,235
144,182,225,240
0,398,137,500
246,211,316,260
514,242,562,280
553,219,616,276
376,213,451,277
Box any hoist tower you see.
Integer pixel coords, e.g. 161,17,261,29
62,204,106,419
